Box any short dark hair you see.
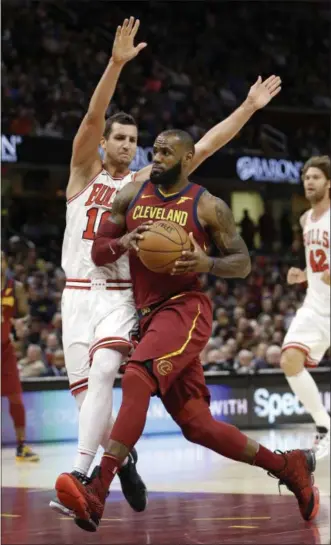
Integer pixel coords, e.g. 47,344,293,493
302,155,330,180
159,129,195,154
103,112,137,140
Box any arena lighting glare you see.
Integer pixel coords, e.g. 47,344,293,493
236,155,303,184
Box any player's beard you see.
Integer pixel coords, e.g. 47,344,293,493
306,183,329,204
150,160,182,188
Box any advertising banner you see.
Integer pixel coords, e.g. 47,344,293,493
1,384,249,444
2,379,329,443
1,134,303,184
250,383,330,427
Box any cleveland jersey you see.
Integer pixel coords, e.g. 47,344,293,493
1,278,16,345
61,168,134,281
303,207,330,315
126,181,211,308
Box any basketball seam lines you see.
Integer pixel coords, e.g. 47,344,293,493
147,255,180,271
142,229,185,247
139,248,184,253
169,221,185,244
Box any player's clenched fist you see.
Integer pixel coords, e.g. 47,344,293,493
287,267,307,285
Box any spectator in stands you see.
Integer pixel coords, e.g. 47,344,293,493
280,211,293,249
234,349,255,374
46,349,67,377
255,345,282,371
28,286,57,324
258,208,276,251
2,2,328,155
18,344,47,378
45,333,60,366
239,210,256,250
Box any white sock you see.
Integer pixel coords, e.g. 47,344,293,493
72,348,122,475
286,369,330,430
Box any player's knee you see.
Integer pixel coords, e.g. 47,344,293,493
122,364,157,396
280,348,305,376
176,399,212,444
90,348,121,385
122,368,139,392
181,419,204,444
181,413,213,444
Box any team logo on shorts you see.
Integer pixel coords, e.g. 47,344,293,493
156,360,173,376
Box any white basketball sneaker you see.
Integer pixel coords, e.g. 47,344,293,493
313,427,330,460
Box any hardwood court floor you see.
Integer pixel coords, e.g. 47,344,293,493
1,426,330,544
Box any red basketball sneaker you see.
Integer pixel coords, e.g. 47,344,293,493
55,467,106,532
269,449,319,521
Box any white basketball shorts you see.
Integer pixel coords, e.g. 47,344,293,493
282,305,330,366
62,279,136,396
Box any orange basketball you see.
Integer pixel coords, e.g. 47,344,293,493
137,220,191,273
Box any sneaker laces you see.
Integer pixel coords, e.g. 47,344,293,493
267,450,313,497
71,471,91,486
315,430,329,443
86,466,109,501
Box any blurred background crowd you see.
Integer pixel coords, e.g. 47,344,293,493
2,1,329,157
4,234,330,379
1,1,331,378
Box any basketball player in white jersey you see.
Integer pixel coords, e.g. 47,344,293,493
281,155,330,460
51,16,282,516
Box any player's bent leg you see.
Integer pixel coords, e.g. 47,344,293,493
280,347,306,376
281,348,330,458
175,397,319,522
50,342,90,517
7,394,39,462
55,364,154,531
54,348,120,520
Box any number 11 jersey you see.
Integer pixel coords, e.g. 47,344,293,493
61,168,134,281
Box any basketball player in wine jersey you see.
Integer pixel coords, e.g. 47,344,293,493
52,16,282,516
1,251,39,462
281,155,330,459
56,129,319,532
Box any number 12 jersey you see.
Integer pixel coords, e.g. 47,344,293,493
303,206,330,315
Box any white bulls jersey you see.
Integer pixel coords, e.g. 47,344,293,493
61,168,137,392
303,206,330,315
62,168,134,282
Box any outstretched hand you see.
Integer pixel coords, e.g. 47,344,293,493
112,17,147,66
246,75,282,110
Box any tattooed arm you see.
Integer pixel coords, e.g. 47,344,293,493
172,191,251,278
205,194,251,278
